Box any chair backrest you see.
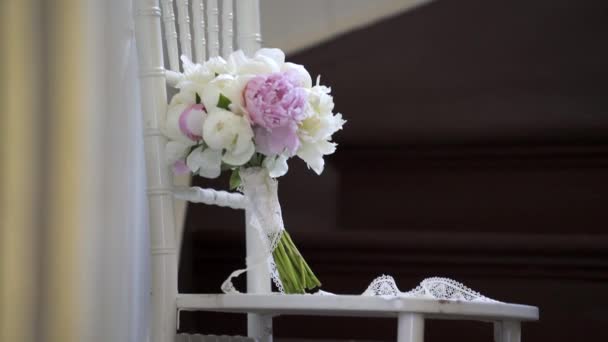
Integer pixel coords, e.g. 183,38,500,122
134,1,262,342
161,0,262,71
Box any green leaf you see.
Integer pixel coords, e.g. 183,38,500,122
195,93,201,104
229,168,241,190
217,93,232,110
247,153,263,167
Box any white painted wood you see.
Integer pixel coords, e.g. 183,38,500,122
207,0,220,57
160,0,180,71
397,313,424,342
236,0,262,55
245,207,273,342
176,0,192,60
134,1,179,342
500,321,521,342
191,0,206,63
494,321,503,342
177,294,540,321
233,2,269,339
173,186,245,209
221,0,234,57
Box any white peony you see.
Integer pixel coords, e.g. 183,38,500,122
200,74,252,114
296,79,345,174
227,49,312,88
203,108,255,166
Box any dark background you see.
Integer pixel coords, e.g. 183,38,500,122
178,0,608,340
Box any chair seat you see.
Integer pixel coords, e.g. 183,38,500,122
177,293,539,321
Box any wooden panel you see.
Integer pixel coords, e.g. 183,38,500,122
290,0,608,146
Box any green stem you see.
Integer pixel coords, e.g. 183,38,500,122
276,240,302,293
273,232,321,293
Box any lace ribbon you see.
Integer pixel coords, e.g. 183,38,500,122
221,167,286,293
360,275,498,302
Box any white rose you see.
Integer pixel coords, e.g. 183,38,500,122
203,108,255,166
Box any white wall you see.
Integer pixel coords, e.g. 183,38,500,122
261,0,431,54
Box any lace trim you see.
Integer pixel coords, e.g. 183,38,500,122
361,275,498,302
221,167,286,294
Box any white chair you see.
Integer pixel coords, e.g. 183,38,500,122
134,1,539,342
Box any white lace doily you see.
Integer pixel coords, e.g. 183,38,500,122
361,275,498,303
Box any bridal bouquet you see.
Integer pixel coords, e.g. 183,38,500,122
164,48,345,293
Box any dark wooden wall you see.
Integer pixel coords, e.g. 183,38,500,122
179,0,608,340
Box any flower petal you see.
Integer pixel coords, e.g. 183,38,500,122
263,154,289,178
222,142,255,166
186,146,222,178
297,142,326,175
173,160,190,175
165,103,194,143
255,48,285,66
282,62,312,89
165,141,190,164
202,109,234,149
254,124,300,156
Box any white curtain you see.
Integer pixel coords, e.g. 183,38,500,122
92,0,150,341
1,1,150,341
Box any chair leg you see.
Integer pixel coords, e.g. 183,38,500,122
494,321,503,342
496,320,521,342
397,313,424,342
247,313,272,342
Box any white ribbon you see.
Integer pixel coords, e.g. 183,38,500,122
221,167,286,293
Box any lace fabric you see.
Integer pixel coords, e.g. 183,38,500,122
216,168,498,302
362,275,498,302
221,167,286,294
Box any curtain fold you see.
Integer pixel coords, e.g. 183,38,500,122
94,0,150,341
1,1,150,341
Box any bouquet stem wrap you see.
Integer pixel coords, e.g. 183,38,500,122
221,167,321,294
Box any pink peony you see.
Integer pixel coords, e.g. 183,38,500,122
178,103,205,141
244,71,308,129
244,71,307,156
254,124,300,156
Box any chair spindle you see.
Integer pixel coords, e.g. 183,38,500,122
160,0,180,71
191,0,206,63
221,0,234,57
176,0,192,61
207,0,220,57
